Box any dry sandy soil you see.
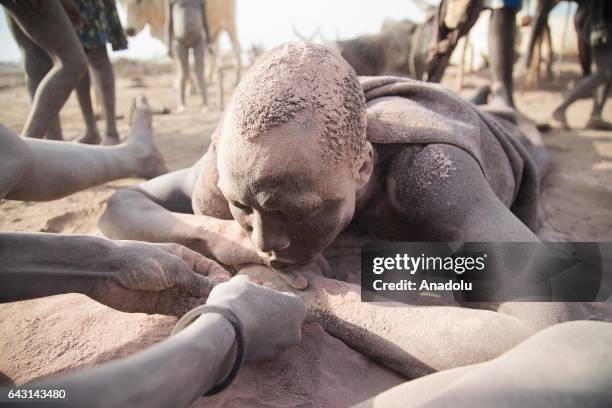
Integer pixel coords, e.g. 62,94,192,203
0,59,610,406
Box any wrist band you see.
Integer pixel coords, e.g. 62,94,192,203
172,305,246,396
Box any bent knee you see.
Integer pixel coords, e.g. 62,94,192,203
57,52,88,84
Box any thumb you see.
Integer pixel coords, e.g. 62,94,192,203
179,272,215,297
194,255,232,283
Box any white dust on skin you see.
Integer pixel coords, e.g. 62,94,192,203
227,42,367,167
430,146,457,179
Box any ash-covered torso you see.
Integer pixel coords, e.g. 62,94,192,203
191,77,544,243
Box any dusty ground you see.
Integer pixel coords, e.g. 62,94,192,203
0,59,611,406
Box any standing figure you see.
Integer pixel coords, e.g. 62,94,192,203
552,0,612,130
426,0,521,107
72,0,128,145
1,0,88,139
166,0,209,113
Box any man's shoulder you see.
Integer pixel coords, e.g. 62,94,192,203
385,143,484,217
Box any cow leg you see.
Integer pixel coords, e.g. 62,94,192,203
207,39,219,82
553,50,612,130
542,22,554,80
457,35,469,91
172,39,189,113
227,27,242,84
192,37,208,111
86,46,120,145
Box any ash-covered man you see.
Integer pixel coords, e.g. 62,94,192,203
100,43,596,377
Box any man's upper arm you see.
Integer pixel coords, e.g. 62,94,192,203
133,140,231,218
132,163,199,214
389,144,539,242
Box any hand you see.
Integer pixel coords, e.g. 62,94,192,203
92,241,231,315
206,275,306,362
202,220,263,267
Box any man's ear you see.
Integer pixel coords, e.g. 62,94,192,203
354,142,374,189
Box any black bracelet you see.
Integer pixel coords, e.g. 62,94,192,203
171,305,246,396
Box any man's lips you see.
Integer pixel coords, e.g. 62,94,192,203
265,257,314,270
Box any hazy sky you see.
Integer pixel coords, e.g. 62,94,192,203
0,0,572,63
0,0,436,63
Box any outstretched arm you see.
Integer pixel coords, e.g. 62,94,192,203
98,147,261,266
0,98,165,202
18,277,306,408
0,232,229,315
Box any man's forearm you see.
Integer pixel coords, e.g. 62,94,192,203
26,313,236,408
0,232,116,302
99,188,260,265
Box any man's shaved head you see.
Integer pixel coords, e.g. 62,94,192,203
226,42,367,166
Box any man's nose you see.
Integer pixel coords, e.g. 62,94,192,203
251,216,290,254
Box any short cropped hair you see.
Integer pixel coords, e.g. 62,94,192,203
226,42,367,166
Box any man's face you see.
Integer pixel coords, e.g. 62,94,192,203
217,113,357,268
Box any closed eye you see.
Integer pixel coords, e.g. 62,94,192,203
283,206,323,223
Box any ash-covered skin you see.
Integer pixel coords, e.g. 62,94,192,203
102,42,545,280
215,43,374,269
209,42,541,270
230,43,367,166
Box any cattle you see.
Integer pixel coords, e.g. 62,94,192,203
118,0,242,85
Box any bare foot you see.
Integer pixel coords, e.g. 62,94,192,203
127,96,168,179
585,117,612,131
551,108,570,130
176,104,187,114
201,105,209,114
78,130,101,145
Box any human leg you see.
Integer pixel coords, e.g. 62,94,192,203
172,39,190,113
488,7,518,107
192,37,208,111
3,0,87,139
85,46,120,145
75,69,102,144
5,13,63,140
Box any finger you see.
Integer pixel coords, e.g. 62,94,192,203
178,272,215,297
274,268,308,290
164,244,231,280
193,254,231,280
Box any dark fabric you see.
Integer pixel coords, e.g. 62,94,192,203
73,0,127,51
360,76,542,231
